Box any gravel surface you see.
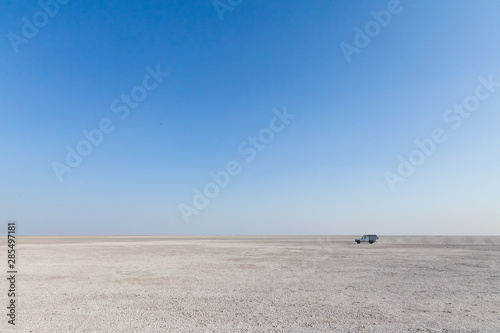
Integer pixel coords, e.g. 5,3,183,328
2,236,499,332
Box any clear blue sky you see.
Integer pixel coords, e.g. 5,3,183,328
1,0,499,235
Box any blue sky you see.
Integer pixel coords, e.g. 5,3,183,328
1,0,499,235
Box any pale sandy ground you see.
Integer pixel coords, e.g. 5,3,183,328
1,236,499,332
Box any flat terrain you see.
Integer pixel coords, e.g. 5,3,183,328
2,236,499,332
